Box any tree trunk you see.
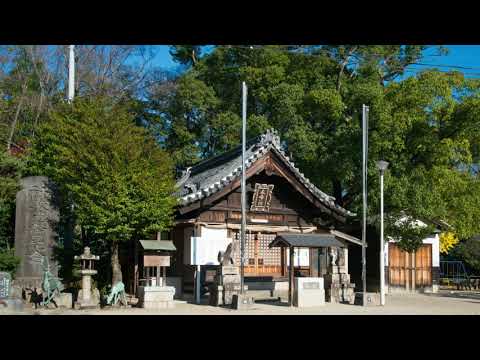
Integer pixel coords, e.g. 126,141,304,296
7,94,25,152
111,242,123,286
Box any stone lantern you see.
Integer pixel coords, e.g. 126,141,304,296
74,247,100,309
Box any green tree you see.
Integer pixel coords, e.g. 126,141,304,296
169,45,204,67
0,151,22,275
451,237,480,274
26,96,178,285
149,45,480,250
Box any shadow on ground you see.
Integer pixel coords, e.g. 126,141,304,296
423,290,480,301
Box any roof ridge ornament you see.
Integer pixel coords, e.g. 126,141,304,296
259,128,282,149
175,167,191,188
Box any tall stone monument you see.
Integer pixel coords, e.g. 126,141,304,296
14,176,60,289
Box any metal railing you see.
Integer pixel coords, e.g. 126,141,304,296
440,261,480,289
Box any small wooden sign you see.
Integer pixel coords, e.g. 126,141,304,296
205,270,217,282
250,183,274,212
144,255,170,267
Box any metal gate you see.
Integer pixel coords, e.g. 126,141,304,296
388,243,432,290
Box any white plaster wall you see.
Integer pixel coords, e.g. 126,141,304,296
286,248,310,267
184,227,231,265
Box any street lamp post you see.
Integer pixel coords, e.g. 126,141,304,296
377,160,389,306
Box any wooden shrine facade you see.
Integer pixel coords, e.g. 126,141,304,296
170,129,360,285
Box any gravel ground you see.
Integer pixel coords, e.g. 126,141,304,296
3,290,480,315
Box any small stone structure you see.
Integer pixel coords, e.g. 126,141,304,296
137,286,175,309
14,176,59,289
293,277,325,307
137,240,176,309
74,247,100,309
324,247,355,304
209,265,248,306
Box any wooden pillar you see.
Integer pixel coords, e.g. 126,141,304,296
289,246,295,306
411,252,416,292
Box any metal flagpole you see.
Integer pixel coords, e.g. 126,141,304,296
377,160,389,306
240,82,247,294
68,45,75,102
379,168,385,305
362,104,369,306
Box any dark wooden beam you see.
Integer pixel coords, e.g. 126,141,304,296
289,246,295,307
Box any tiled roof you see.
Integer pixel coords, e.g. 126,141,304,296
175,129,355,218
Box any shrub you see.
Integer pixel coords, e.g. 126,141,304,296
0,249,21,276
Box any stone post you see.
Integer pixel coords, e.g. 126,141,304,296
82,274,91,301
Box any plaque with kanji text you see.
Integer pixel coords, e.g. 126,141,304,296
250,183,274,212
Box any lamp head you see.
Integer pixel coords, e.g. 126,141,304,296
377,160,389,173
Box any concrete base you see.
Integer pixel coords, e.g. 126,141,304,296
75,288,100,309
138,286,175,309
354,292,381,306
54,293,72,308
166,277,183,298
0,298,24,312
209,284,248,306
74,300,100,310
231,294,254,310
293,277,325,308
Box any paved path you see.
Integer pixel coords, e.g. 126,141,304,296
3,290,480,315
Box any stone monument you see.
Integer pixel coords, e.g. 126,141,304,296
324,247,355,304
209,243,248,307
293,277,325,308
74,247,100,309
14,176,59,290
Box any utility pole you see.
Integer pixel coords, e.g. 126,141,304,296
362,104,369,306
68,45,75,102
240,81,247,294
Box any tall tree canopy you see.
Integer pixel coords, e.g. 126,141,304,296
147,45,480,249
26,96,178,284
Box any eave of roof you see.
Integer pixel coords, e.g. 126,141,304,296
269,233,346,248
139,240,176,251
175,129,356,219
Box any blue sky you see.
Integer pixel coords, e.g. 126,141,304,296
150,45,480,78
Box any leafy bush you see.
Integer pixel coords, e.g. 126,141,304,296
0,249,20,276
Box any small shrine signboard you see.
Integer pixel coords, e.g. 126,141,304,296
0,272,12,299
144,255,170,267
250,183,274,212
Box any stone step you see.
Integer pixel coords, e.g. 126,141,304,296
247,289,278,300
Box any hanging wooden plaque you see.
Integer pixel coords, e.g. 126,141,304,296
144,255,170,267
250,183,274,212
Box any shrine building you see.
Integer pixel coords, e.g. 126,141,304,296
158,129,364,299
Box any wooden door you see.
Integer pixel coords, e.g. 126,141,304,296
415,244,432,287
388,243,409,288
388,243,432,290
233,231,282,276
